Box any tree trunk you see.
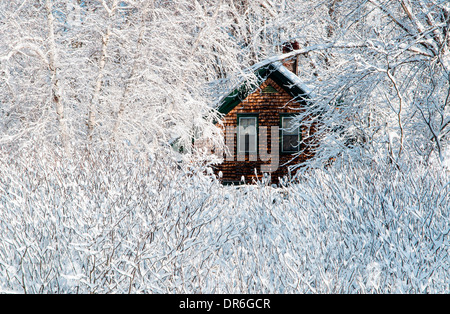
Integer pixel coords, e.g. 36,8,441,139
45,0,70,153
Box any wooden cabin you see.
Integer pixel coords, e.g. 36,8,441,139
212,50,317,185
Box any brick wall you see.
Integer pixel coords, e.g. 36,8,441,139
213,78,316,184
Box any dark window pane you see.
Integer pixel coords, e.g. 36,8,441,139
238,117,257,153
283,135,298,152
245,133,250,152
282,117,299,152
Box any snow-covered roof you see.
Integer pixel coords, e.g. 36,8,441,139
271,61,314,97
216,59,313,116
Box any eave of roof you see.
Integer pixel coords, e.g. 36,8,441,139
216,61,312,117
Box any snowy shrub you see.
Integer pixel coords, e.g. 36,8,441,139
0,147,449,293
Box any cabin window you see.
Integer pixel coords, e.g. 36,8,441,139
238,116,257,153
281,116,300,153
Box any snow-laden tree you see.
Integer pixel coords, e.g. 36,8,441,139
0,0,247,154
2,0,449,167
286,0,450,169
0,1,341,158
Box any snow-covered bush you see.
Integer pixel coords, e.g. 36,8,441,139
0,146,449,293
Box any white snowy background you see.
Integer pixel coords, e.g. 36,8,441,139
0,0,450,293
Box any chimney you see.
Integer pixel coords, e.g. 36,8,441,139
281,41,300,75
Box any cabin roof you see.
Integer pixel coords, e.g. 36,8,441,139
216,61,312,116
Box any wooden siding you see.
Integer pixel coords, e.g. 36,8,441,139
213,78,315,184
